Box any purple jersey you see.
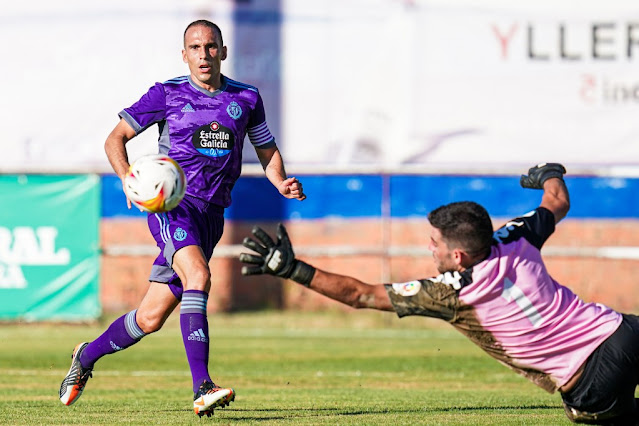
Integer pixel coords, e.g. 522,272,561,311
120,75,275,207
386,207,622,393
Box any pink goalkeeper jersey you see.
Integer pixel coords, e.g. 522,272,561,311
386,207,621,393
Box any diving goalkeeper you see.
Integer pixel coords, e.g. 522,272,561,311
239,163,639,424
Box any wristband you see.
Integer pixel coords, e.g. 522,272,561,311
290,261,316,287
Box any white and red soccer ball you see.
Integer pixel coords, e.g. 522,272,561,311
124,154,186,213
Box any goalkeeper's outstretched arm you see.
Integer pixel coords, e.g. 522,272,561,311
304,269,394,311
239,223,394,311
520,163,571,224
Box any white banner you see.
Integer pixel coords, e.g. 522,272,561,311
1,0,637,172
281,0,639,169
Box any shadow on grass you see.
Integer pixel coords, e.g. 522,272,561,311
160,404,562,420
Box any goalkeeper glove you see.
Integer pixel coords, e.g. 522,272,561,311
520,163,566,189
239,223,316,286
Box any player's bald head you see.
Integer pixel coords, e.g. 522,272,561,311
184,20,223,47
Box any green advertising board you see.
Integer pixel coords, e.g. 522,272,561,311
0,175,100,321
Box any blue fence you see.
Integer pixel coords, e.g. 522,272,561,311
101,174,639,220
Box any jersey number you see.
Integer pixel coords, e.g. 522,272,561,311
501,278,543,327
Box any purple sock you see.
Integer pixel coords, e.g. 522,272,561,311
180,290,212,392
80,310,146,368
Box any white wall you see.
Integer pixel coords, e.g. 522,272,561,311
1,0,638,173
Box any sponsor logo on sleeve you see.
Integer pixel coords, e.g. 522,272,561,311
391,280,422,297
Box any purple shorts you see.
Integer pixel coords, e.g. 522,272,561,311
147,195,224,298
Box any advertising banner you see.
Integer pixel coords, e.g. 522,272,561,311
1,1,637,172
281,0,639,169
0,175,100,321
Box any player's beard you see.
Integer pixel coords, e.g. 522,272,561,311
435,253,457,274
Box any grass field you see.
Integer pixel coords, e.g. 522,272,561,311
0,310,570,425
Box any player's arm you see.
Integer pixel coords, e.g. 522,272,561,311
105,118,136,178
255,146,306,201
239,224,393,311
540,177,570,224
520,163,570,224
104,118,137,207
308,269,393,311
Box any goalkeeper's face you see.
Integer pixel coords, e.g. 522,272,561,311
428,227,460,274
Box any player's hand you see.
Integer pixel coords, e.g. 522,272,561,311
239,223,315,286
278,177,306,201
120,175,133,210
520,163,566,190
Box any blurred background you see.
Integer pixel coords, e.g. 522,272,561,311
1,0,638,321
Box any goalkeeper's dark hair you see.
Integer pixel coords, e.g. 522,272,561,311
428,201,493,258
184,20,224,46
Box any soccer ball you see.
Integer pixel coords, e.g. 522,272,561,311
124,154,186,213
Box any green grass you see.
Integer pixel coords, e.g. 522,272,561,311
0,310,569,424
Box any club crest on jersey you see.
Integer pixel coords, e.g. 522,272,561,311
227,101,242,120
391,280,422,297
192,121,235,158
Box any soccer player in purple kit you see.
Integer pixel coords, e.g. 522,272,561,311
239,163,639,424
59,20,306,417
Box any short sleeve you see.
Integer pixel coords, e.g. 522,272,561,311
492,207,556,250
118,83,167,135
247,92,275,148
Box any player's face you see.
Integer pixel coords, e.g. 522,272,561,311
182,25,227,91
428,227,458,273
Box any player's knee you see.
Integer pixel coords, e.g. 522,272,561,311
135,311,165,333
182,267,211,292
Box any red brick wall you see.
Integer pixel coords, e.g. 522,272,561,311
101,218,639,314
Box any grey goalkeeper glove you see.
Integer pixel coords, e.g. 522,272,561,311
520,163,566,189
239,223,316,286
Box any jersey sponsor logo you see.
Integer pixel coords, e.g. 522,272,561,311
226,101,242,119
181,103,195,113
192,121,236,157
174,227,187,241
391,280,422,296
